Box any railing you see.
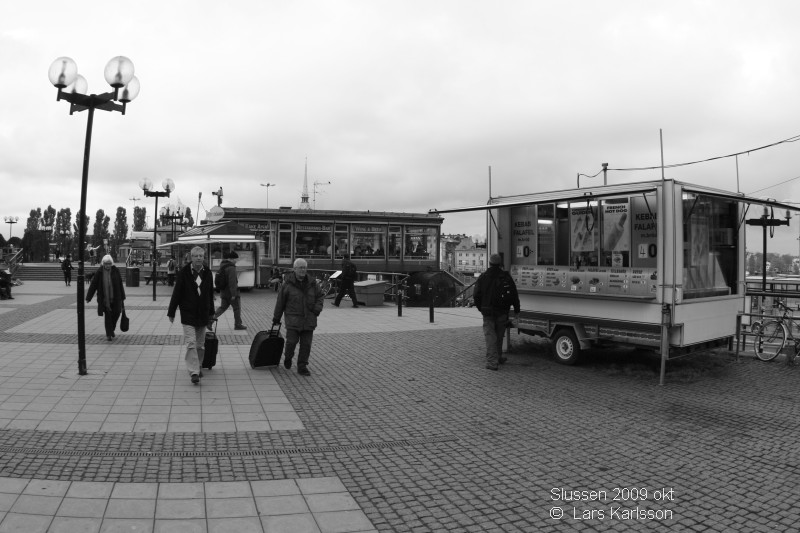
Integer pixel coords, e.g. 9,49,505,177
4,249,23,277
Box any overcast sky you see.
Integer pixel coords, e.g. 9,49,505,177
3,1,800,254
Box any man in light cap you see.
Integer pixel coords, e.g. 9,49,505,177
86,254,126,341
473,252,520,370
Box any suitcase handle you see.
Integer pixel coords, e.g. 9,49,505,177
269,321,281,334
208,317,218,334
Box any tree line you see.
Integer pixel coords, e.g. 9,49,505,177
1,204,192,263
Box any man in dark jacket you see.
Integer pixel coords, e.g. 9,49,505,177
473,253,520,370
168,246,215,384
213,250,246,330
333,257,359,307
272,258,325,376
86,254,126,341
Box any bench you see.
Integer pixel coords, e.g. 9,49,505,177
144,271,169,285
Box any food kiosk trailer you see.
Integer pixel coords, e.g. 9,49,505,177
434,179,797,383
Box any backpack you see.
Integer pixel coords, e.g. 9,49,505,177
215,264,229,290
490,271,516,310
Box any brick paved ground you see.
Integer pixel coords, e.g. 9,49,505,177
0,277,798,531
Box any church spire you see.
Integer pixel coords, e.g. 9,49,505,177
299,157,311,210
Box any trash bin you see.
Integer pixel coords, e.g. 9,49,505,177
126,267,140,287
354,280,388,306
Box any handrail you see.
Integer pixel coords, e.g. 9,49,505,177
4,249,23,277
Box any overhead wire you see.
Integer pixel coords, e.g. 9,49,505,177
578,133,800,191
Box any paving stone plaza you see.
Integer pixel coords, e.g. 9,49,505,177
0,277,799,532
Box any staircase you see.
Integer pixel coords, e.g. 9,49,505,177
13,263,132,282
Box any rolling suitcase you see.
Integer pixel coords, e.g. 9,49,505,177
202,319,219,369
249,323,284,368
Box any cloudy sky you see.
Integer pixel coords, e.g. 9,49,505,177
3,1,800,254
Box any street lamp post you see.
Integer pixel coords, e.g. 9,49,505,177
140,178,174,301
49,55,140,376
4,216,18,241
59,229,71,258
4,216,18,246
260,183,276,208
41,224,53,261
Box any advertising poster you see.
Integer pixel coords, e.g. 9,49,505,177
602,201,630,252
511,206,536,265
630,195,658,268
570,206,596,252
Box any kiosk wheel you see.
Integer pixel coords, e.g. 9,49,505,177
752,320,786,362
552,328,581,365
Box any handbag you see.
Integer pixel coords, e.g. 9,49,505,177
120,309,130,332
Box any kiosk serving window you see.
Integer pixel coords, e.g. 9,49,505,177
682,193,738,299
352,225,386,256
388,226,402,257
334,225,348,258
294,223,332,258
405,226,437,258
278,223,293,261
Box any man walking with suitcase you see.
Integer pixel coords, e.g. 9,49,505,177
168,246,216,384
272,258,325,376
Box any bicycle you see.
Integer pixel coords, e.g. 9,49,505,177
317,273,339,298
751,299,800,362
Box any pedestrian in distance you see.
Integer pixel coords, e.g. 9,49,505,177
473,253,520,371
272,258,324,376
166,256,177,286
86,255,126,341
333,257,359,307
0,263,13,300
212,250,247,330
62,254,73,286
167,246,215,385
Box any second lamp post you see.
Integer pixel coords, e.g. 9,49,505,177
140,178,174,301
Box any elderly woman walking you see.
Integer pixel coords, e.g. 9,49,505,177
86,254,126,341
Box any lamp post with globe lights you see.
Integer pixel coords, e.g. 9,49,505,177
4,216,18,241
49,55,140,376
140,178,174,301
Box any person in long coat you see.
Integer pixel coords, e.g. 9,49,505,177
167,246,215,384
86,254,126,341
272,258,324,376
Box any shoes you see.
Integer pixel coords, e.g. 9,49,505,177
352,304,359,308
499,357,507,364
107,335,113,341
284,358,292,369
111,332,116,338
199,371,204,378
485,364,498,371
234,325,247,330
298,367,311,376
332,302,340,307
191,373,200,384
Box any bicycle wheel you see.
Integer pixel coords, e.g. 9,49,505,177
752,320,786,361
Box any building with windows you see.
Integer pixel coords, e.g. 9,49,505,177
454,236,488,274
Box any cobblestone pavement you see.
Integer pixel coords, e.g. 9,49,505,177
0,279,798,531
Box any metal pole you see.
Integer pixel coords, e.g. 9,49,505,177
152,195,159,301
76,106,95,376
428,282,435,323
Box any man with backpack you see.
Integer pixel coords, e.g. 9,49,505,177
333,257,359,308
212,250,247,330
473,253,520,370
